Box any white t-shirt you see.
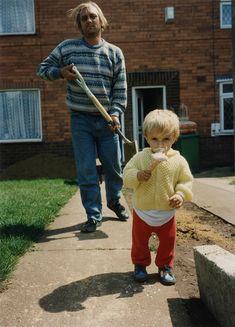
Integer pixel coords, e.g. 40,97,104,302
134,207,175,226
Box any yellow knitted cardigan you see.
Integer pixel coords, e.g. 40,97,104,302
123,147,193,211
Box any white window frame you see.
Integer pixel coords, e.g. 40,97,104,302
0,88,43,143
0,0,36,35
220,1,232,29
219,80,233,134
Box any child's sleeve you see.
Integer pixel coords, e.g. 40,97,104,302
123,155,141,190
175,157,194,201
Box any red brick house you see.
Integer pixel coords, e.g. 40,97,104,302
0,0,233,174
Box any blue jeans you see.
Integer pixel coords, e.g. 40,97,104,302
70,111,123,222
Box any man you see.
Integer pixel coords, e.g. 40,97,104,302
37,1,129,233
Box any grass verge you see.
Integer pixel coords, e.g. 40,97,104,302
0,179,77,290
230,178,235,185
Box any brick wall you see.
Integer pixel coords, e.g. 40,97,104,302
0,0,233,172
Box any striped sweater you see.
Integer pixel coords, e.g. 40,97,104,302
37,38,127,116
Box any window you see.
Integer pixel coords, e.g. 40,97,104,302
219,80,233,134
220,1,232,29
0,89,42,143
0,0,35,35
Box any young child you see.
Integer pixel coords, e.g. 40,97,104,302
123,109,193,285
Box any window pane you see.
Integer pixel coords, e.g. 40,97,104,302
223,83,233,93
0,90,42,142
0,0,35,35
223,97,233,130
221,3,232,27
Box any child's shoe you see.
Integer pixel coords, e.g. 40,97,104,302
159,265,176,285
134,265,148,282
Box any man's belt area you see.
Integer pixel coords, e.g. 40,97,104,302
72,110,105,116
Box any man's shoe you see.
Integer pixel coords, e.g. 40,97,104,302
81,219,102,233
134,265,148,282
107,201,129,221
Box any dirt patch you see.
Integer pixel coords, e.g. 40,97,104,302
123,188,235,327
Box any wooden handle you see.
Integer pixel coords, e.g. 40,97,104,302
89,95,113,123
72,65,134,145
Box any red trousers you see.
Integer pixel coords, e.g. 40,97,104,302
131,210,176,269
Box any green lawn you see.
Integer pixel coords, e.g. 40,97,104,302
0,179,77,289
230,178,235,185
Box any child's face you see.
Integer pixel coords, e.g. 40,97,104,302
145,129,174,153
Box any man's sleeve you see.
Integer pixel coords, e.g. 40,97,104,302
37,45,63,81
109,49,127,117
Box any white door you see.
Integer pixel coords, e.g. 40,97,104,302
136,90,145,149
132,86,166,150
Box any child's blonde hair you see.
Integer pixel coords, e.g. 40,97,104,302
143,109,180,142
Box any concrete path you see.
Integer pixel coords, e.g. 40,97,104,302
0,183,191,327
193,176,235,225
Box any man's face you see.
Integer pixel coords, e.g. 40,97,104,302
80,5,102,38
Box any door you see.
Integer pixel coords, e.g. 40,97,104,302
132,86,166,150
136,90,145,149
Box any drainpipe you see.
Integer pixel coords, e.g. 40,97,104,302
232,0,235,172
232,0,235,174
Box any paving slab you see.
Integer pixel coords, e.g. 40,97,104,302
0,184,191,327
193,176,235,225
194,245,235,327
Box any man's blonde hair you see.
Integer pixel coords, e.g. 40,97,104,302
143,109,180,142
68,1,108,32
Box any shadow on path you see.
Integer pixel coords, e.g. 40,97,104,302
39,272,147,312
37,216,127,243
176,298,221,327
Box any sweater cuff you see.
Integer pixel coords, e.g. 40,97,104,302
176,192,185,200
52,67,63,79
109,110,120,118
